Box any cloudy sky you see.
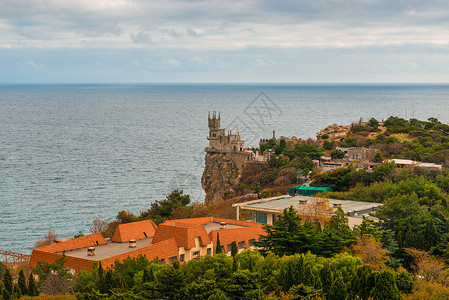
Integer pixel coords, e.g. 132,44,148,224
1,0,448,83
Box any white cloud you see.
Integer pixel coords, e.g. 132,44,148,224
1,0,449,82
130,31,153,44
162,57,181,68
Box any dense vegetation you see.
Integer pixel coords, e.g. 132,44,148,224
337,116,449,164
11,205,449,299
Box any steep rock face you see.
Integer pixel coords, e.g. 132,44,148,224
201,151,248,202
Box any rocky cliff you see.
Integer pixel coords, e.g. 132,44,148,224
201,151,249,203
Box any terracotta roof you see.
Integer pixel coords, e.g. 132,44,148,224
35,233,107,253
101,238,179,268
164,217,262,228
29,238,179,272
111,220,157,243
152,222,211,249
29,250,96,271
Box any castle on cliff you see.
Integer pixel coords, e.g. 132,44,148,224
207,112,245,152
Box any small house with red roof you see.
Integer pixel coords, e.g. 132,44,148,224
29,217,265,273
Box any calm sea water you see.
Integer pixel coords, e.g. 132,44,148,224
1,84,449,254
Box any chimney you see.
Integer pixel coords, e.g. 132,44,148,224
87,247,95,256
129,239,137,248
220,222,227,229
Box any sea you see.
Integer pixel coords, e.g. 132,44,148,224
1,83,449,254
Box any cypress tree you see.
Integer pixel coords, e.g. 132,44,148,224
423,220,440,250
370,270,401,300
142,268,152,283
231,241,238,257
18,270,27,296
328,276,347,300
3,269,13,294
103,269,114,295
215,233,223,254
3,289,11,300
319,261,333,296
14,284,22,298
27,273,39,297
96,261,105,291
351,265,373,300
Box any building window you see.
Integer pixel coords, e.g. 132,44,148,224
238,241,245,250
227,243,233,253
193,251,200,256
272,214,276,223
169,256,178,264
180,254,185,263
249,239,256,247
159,258,165,265
207,248,212,255
252,211,267,224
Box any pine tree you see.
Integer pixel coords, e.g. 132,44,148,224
27,273,39,297
231,241,238,257
370,270,401,300
215,233,223,254
18,270,27,296
328,276,347,300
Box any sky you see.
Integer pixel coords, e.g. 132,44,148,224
1,0,448,83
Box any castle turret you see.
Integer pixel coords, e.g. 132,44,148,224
208,112,220,130
206,113,244,151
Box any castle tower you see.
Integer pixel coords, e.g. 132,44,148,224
208,112,221,149
208,111,220,130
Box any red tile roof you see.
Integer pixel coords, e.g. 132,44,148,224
29,238,179,272
111,220,157,243
101,238,179,268
29,250,97,271
152,222,211,249
35,233,107,253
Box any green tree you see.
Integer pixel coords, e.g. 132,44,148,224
319,208,356,256
3,269,13,294
17,270,27,296
216,233,223,254
331,149,345,160
255,206,316,256
208,290,228,300
289,283,322,299
231,241,238,257
373,152,383,163
27,273,39,296
225,270,260,299
155,265,185,300
299,156,315,175
328,276,347,300
351,265,373,300
140,190,190,224
370,270,401,300
323,140,334,150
